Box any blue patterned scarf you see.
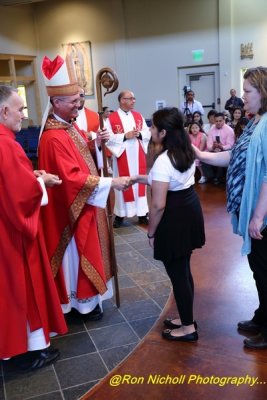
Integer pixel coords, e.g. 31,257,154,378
226,118,255,213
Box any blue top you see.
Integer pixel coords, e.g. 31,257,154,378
230,112,267,255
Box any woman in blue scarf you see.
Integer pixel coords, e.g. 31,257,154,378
194,67,267,350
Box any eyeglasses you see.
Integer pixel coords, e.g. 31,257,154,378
79,94,85,98
122,97,136,101
57,98,80,106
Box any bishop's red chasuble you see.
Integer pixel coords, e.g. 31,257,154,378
38,117,112,304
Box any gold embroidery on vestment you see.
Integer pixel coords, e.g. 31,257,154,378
81,255,107,295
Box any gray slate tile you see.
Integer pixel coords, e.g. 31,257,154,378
119,299,161,322
89,323,139,351
100,343,137,371
54,353,107,389
130,316,158,339
4,367,59,400
63,381,97,400
52,332,96,360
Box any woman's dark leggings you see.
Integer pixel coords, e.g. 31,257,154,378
164,254,194,326
248,227,267,337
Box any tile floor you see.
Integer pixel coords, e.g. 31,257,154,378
0,219,171,400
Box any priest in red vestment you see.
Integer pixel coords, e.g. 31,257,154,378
0,85,67,370
38,55,130,318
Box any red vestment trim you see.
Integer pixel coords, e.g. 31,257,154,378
109,111,146,202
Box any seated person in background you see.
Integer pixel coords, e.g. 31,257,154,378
228,106,244,130
234,116,250,141
203,109,217,133
102,106,111,126
192,111,204,130
203,112,235,184
223,109,232,125
188,122,207,183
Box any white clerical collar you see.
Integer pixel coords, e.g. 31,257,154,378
119,107,130,115
53,113,72,125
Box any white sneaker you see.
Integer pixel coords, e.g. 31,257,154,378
198,176,207,184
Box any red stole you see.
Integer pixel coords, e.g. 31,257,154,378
109,111,146,202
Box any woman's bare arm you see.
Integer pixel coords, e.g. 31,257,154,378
192,144,231,167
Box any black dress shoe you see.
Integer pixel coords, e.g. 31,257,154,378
83,304,103,321
138,215,149,225
162,329,198,342
18,348,60,372
163,318,198,330
237,320,261,334
113,216,124,228
244,334,267,349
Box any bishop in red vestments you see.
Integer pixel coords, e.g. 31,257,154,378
38,56,130,316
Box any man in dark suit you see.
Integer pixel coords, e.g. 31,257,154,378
224,88,244,113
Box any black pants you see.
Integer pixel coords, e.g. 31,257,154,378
164,254,194,326
202,163,226,180
248,227,267,338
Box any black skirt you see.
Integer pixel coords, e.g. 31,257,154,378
154,186,205,263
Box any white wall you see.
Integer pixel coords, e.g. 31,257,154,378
34,0,219,118
0,5,37,55
219,0,267,104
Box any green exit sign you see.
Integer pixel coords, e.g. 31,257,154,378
192,49,204,62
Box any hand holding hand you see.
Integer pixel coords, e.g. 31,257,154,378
112,176,132,191
130,175,138,185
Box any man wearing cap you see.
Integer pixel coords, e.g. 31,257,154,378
105,90,151,228
38,55,130,318
0,85,67,371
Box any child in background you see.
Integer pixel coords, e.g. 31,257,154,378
188,122,207,183
192,111,204,130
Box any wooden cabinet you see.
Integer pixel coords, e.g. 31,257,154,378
0,54,41,126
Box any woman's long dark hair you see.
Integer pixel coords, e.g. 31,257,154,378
152,107,195,172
